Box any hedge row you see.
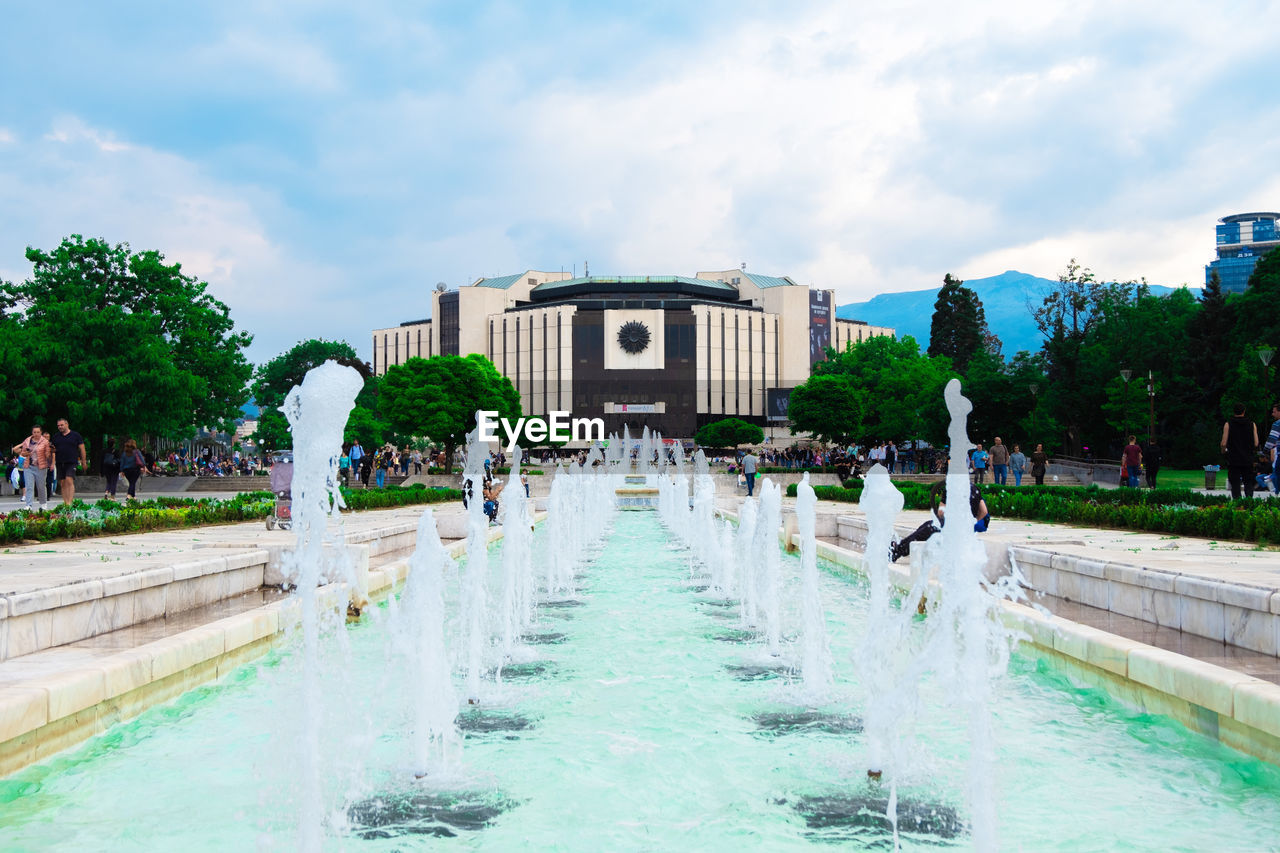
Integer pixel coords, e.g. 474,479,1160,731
340,484,463,510
0,485,465,545
781,481,1280,544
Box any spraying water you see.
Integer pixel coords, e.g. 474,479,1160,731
755,478,784,656
795,472,833,698
459,418,491,704
499,447,535,661
856,461,914,838
400,508,461,778
736,498,760,627
279,359,364,850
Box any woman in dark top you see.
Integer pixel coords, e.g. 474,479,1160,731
120,439,146,500
102,439,121,499
1030,443,1048,485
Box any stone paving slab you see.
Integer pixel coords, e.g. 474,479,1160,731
0,503,471,595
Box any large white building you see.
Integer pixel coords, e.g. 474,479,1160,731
372,269,892,438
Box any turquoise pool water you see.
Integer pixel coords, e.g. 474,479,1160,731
3,511,1280,851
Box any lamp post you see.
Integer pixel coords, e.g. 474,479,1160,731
1146,370,1155,444
1120,369,1132,438
1029,382,1039,443
1261,347,1275,398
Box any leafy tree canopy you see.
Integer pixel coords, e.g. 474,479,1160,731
695,417,764,449
0,235,252,458
379,354,520,471
249,339,382,450
927,273,992,372
787,375,865,446
816,335,956,443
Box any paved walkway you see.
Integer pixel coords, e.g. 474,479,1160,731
717,494,1280,588
0,503,469,598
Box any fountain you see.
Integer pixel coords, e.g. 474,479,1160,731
793,472,834,701
459,419,493,705
278,359,364,849
10,384,1280,850
399,509,460,778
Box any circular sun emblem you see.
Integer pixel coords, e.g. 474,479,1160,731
617,320,651,354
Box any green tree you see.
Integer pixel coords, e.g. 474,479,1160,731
249,338,382,450
380,354,520,472
0,235,252,464
928,274,991,373
787,375,865,445
816,335,956,443
1227,247,1280,408
1032,260,1115,455
0,308,44,444
695,417,764,449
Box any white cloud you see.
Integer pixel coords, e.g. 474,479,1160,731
191,29,345,93
0,117,345,360
5,0,1280,362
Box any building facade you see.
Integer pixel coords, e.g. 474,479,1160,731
372,269,893,438
1206,212,1279,294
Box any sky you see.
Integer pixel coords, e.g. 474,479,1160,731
2,1,1278,365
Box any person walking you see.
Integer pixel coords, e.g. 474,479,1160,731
1121,435,1143,489
12,425,52,509
102,438,122,499
1265,402,1280,495
1143,438,1162,489
376,446,392,488
1009,444,1027,487
50,418,87,506
971,443,989,484
120,439,147,499
989,437,1009,485
741,449,759,497
1221,404,1258,499
1030,443,1048,485
348,441,365,481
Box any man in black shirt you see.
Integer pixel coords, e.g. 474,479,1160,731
50,417,87,506
1220,403,1258,499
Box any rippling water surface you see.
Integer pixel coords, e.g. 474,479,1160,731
3,511,1279,851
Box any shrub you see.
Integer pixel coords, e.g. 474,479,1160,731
782,481,1280,544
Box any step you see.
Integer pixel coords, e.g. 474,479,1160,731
187,476,270,492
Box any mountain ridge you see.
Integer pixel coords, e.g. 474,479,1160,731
837,270,1198,357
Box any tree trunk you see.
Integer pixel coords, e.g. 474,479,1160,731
444,443,456,476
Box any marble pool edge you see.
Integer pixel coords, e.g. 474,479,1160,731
0,521,519,778
785,513,1280,769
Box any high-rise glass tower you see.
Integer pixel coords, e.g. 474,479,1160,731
1206,212,1279,294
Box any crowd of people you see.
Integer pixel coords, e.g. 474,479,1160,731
7,418,88,509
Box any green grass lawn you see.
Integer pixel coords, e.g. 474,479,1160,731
1154,469,1214,490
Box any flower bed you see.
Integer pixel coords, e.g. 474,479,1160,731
782,482,1280,544
0,486,464,545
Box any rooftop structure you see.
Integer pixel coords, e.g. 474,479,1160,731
1206,212,1280,294
372,268,893,438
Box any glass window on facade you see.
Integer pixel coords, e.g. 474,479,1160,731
439,292,460,355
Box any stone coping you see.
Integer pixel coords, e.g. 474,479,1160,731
807,532,1280,769
0,513,525,777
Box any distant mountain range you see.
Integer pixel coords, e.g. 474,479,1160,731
837,270,1198,357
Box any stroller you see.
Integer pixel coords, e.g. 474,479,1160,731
266,450,294,530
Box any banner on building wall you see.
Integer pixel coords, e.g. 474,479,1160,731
809,290,831,365
766,388,793,422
